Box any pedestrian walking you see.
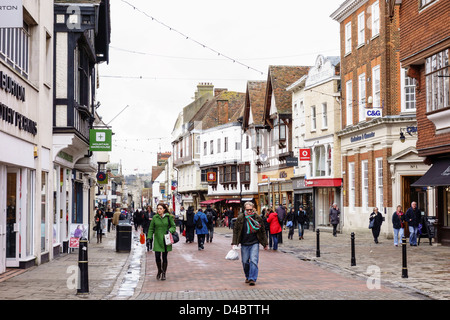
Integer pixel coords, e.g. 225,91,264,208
142,206,152,251
405,201,421,246
392,205,405,247
193,208,208,250
261,208,271,248
266,209,282,250
329,203,340,237
205,206,217,243
226,207,234,228
112,207,121,229
286,208,295,240
147,203,176,281
369,207,383,244
105,206,113,232
276,204,286,244
94,207,105,243
185,206,195,243
231,202,268,286
179,206,186,234
296,206,307,240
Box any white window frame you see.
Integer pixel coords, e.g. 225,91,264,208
0,23,30,78
346,80,353,126
349,162,355,211
217,138,221,153
425,49,449,112
375,158,383,211
359,73,366,122
371,1,380,38
357,12,365,46
311,105,316,131
372,65,381,109
401,68,417,112
345,22,352,54
362,160,368,210
195,136,201,155
322,103,328,129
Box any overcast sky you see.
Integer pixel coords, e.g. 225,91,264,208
96,0,344,175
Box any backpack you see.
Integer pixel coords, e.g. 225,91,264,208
206,210,213,223
196,215,203,229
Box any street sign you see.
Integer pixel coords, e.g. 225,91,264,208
299,148,311,161
69,237,80,248
89,129,112,151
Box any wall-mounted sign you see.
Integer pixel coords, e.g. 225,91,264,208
365,108,382,118
89,129,112,151
0,0,23,28
350,131,375,143
286,157,298,167
299,149,311,161
207,171,216,183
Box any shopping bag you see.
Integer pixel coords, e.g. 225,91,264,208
140,233,145,244
225,247,239,260
164,233,173,245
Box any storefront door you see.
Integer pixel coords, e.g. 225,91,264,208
6,169,20,267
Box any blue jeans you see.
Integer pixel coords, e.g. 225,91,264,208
298,224,304,237
409,226,418,245
393,228,404,246
271,233,279,250
241,243,260,282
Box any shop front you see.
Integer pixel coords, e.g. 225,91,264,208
257,167,294,212
292,176,314,229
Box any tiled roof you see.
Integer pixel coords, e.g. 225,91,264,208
244,80,267,128
194,90,245,130
265,65,310,117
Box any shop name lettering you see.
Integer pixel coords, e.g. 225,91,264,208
351,132,375,143
0,71,26,102
0,103,37,135
0,6,19,11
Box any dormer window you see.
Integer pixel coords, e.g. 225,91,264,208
273,118,286,142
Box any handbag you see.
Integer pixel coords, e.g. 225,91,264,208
164,233,173,245
286,221,293,228
140,233,146,244
164,215,179,245
369,219,374,229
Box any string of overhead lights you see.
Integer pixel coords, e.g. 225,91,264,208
120,0,266,75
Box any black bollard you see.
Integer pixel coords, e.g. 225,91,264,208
77,238,89,295
402,236,408,278
351,232,356,266
316,229,320,257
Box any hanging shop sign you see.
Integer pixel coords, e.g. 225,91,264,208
0,0,23,28
286,157,298,167
96,171,108,184
207,171,217,183
299,148,311,161
89,129,112,151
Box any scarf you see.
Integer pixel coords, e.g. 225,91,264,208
244,212,261,234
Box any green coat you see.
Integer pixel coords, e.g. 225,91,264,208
147,214,176,252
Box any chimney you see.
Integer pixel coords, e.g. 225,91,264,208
195,82,214,100
217,99,229,125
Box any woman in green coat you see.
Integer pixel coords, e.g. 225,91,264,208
147,203,176,280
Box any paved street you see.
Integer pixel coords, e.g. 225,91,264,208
0,225,448,301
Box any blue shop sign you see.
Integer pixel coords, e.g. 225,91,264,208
350,132,375,143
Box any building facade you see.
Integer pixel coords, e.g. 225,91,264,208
398,0,450,245
0,0,54,271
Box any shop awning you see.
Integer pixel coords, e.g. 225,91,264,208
226,199,240,203
411,159,450,187
200,199,224,206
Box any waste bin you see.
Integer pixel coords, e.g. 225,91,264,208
116,223,132,252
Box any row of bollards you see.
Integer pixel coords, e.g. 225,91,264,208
315,229,408,278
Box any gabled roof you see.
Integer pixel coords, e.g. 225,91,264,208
243,81,267,130
264,65,310,121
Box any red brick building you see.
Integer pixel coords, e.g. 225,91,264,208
398,0,450,245
331,0,426,234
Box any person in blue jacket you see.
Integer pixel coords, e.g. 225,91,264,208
193,208,209,250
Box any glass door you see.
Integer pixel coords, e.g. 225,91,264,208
6,169,20,267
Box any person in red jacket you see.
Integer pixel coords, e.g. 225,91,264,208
266,209,282,250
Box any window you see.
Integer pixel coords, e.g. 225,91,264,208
311,106,317,131
359,73,366,122
345,22,352,54
362,160,368,209
195,136,201,155
327,145,332,176
401,68,417,112
217,138,221,153
210,140,214,154
358,12,365,46
273,118,286,141
246,135,250,149
425,49,449,112
239,163,251,183
372,1,380,37
375,158,383,211
220,165,237,183
349,162,355,210
346,80,353,126
322,103,328,129
372,65,381,109
420,0,437,9
224,137,228,152
203,141,207,156
0,23,30,78
314,145,326,177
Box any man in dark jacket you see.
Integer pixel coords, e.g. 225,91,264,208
296,206,307,240
329,203,340,237
232,202,268,286
276,204,286,244
405,201,421,246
